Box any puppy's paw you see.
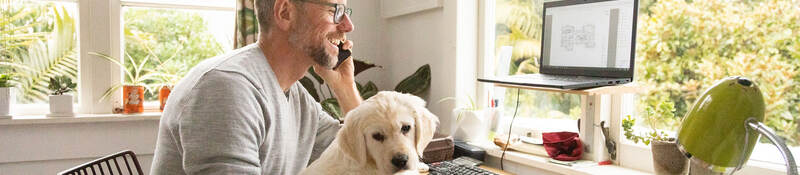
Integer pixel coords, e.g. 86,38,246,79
417,162,429,173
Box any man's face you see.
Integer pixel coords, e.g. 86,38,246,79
288,0,353,69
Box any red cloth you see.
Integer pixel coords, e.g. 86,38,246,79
542,132,583,161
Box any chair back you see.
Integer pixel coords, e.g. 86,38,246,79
59,150,143,175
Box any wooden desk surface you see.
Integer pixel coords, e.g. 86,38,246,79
421,165,514,175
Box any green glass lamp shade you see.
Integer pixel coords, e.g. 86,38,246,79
677,76,765,171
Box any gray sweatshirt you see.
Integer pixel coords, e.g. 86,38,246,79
150,44,341,175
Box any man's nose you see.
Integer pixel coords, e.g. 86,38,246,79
337,15,354,33
391,154,408,169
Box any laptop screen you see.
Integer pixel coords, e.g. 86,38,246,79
540,0,637,78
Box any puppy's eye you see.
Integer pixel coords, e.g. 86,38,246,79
372,133,385,142
401,125,411,134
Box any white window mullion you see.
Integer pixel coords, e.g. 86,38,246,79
78,0,122,114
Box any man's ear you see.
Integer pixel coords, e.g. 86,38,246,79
414,107,439,158
272,0,295,31
338,118,369,165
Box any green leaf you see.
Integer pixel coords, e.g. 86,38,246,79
353,58,381,76
299,77,320,102
360,81,378,100
307,67,324,84
320,98,342,119
394,64,431,96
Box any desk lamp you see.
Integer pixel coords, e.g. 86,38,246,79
677,76,797,175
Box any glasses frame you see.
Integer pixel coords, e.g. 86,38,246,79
296,0,352,24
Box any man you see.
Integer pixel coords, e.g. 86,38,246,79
150,0,361,174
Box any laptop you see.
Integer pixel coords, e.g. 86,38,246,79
479,0,639,90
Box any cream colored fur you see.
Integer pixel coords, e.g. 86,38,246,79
300,91,439,175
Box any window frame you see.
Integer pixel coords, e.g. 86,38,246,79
69,0,235,114
478,0,793,174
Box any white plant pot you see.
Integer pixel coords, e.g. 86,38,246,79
48,94,74,117
0,87,11,119
452,109,488,142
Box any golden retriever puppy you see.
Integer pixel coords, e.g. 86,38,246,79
300,91,438,175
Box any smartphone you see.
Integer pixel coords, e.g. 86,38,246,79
334,42,351,69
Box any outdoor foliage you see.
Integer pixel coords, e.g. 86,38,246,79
495,0,582,120
497,0,800,146
635,0,800,145
123,8,225,101
0,1,78,103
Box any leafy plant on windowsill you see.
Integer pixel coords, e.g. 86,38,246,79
300,60,431,119
48,75,76,95
622,98,676,145
88,52,167,101
0,74,16,88
437,95,481,122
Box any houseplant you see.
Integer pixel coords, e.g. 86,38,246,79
622,99,688,175
89,52,162,114
47,75,77,117
300,60,431,120
444,96,487,142
0,74,15,119
150,59,186,111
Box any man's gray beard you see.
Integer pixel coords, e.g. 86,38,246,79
288,27,335,69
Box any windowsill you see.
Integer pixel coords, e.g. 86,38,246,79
0,112,161,126
470,141,650,175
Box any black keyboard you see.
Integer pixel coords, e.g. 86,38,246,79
427,161,499,175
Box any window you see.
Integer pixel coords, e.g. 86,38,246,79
121,4,234,107
487,0,799,173
493,0,581,136
631,0,799,168
0,0,79,106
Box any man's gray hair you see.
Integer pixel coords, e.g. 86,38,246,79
254,0,304,34
254,0,276,34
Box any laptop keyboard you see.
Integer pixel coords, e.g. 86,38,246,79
513,74,605,82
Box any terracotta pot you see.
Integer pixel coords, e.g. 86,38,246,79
159,85,172,111
123,85,144,114
651,138,689,175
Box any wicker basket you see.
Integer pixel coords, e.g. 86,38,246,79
422,134,454,163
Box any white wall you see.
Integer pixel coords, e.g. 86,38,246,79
378,0,478,133
348,0,387,88
0,120,159,174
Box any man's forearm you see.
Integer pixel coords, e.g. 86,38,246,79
331,81,362,117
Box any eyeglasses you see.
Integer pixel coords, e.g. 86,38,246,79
296,0,353,24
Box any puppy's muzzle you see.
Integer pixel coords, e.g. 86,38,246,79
391,154,409,169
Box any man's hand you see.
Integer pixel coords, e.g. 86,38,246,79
314,40,361,117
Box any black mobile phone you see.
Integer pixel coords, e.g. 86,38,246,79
334,42,351,69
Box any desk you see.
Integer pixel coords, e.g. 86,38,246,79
480,80,643,162
422,165,514,175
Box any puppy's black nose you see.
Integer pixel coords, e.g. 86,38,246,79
391,154,408,169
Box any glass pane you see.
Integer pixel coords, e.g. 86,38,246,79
633,0,800,149
632,0,800,168
0,0,79,104
493,0,579,138
122,6,234,102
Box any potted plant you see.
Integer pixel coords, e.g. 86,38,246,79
0,74,15,119
622,99,688,175
300,60,431,120
47,75,77,117
151,59,186,111
448,96,486,142
89,52,159,114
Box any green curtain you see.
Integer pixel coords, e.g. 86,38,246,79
235,0,259,49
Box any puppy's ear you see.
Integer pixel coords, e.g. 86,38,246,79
414,106,439,158
338,117,370,165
